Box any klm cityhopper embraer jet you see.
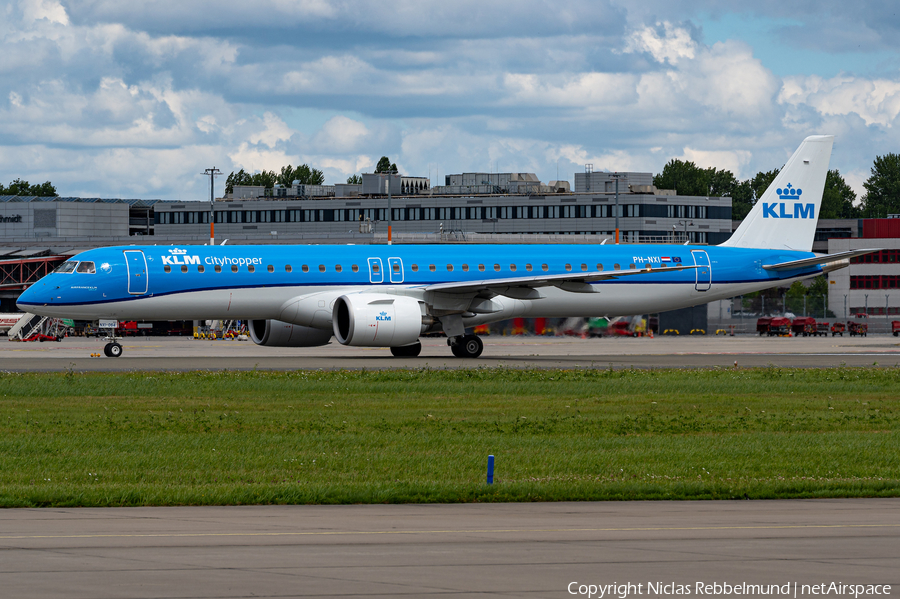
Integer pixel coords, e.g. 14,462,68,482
17,135,879,358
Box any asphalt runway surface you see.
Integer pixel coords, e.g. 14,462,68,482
1,499,897,598
2,334,900,370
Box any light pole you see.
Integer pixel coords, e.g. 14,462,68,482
676,220,694,243
202,167,222,245
610,173,624,244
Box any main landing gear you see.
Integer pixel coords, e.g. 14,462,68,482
449,334,483,358
103,341,123,357
390,341,422,357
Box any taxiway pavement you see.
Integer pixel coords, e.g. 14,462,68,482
1,334,899,371
1,499,897,598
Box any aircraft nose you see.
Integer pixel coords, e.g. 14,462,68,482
17,278,52,310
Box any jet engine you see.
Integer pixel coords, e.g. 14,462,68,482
248,319,332,347
332,294,427,347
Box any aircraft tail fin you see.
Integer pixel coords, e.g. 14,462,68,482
720,135,834,251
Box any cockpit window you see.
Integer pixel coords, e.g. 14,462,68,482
76,261,96,274
53,261,77,274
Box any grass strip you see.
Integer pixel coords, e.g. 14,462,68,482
0,367,898,507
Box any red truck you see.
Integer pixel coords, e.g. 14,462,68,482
757,317,791,336
893,321,900,337
791,317,828,337
831,322,846,336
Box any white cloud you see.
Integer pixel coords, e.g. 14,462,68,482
780,75,900,127
312,116,370,153
623,21,696,65
22,0,68,25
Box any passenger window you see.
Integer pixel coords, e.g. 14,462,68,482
630,263,636,270
319,265,326,272
76,261,95,274
597,263,603,271
478,264,485,272
285,265,292,273
581,264,587,271
565,263,572,271
352,264,359,272
411,264,419,272
462,264,469,272
164,265,171,273
215,265,222,273
542,264,549,271
447,264,454,272
198,265,205,273
181,265,188,273
302,265,309,273
510,264,517,272
392,264,399,273
494,264,501,271
526,264,533,272
614,264,620,270
336,265,342,273
248,265,255,273
644,263,651,270
372,263,379,273
429,264,436,272
267,265,274,273
231,265,239,273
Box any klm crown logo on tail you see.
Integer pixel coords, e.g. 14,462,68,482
763,183,814,220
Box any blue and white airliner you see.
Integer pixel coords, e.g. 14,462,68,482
16,135,878,358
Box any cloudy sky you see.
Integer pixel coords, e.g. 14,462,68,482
2,0,899,200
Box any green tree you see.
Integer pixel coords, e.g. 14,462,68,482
653,159,707,196
375,156,398,174
861,153,900,217
750,169,779,202
820,169,860,219
346,174,362,184
0,178,57,197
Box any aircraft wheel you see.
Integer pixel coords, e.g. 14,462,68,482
390,342,422,357
452,335,483,358
105,342,123,358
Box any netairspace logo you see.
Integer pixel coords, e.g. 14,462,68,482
566,581,892,598
763,182,815,220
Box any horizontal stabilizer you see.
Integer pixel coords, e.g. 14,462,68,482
762,249,882,271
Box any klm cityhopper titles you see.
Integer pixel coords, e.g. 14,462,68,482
17,135,879,358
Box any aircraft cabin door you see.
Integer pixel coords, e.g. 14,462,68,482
691,249,711,292
367,257,383,284
388,257,404,283
124,250,148,295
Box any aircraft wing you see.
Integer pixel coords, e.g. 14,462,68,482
423,264,698,295
762,249,882,272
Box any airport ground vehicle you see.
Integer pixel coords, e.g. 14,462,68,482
893,320,900,336
831,322,846,336
791,317,829,336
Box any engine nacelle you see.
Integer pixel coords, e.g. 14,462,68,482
248,319,332,347
333,294,426,347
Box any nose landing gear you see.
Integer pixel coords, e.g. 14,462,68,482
449,334,483,358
